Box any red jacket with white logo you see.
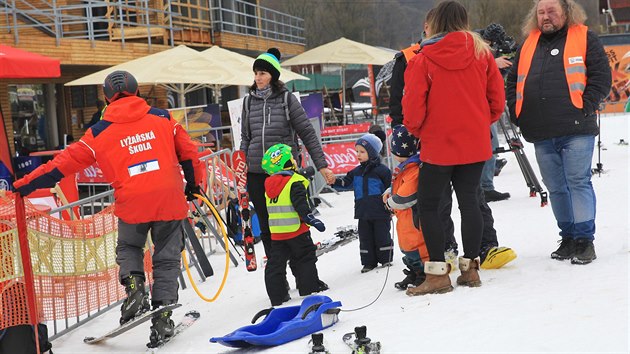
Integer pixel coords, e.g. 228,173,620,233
402,31,505,165
14,96,203,223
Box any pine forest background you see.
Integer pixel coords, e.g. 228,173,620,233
261,0,607,51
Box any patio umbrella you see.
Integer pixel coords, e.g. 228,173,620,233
199,46,308,103
66,45,252,88
1,44,61,176
65,45,257,126
202,46,308,83
281,37,393,122
0,44,61,79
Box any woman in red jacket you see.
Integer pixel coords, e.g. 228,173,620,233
402,1,505,296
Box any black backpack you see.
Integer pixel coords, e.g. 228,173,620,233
0,323,53,354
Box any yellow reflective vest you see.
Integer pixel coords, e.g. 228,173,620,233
266,172,309,234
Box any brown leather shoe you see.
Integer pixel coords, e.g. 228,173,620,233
406,262,453,296
456,257,481,287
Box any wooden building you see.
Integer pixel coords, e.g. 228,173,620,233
0,0,305,156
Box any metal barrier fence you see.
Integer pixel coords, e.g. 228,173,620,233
0,0,174,48
2,134,335,341
1,149,237,340
0,0,305,47
209,0,304,44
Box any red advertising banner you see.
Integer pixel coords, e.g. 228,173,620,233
322,141,359,175
321,122,371,137
602,44,630,113
77,163,108,184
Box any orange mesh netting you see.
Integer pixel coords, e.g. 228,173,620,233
0,192,153,330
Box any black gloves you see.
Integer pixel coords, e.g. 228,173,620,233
303,214,326,232
185,184,201,201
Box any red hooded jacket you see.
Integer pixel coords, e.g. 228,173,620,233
402,31,505,165
14,95,203,223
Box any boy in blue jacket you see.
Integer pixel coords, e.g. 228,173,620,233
333,133,393,273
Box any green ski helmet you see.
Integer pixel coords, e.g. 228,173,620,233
262,143,294,175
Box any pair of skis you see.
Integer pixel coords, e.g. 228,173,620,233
83,304,200,351
232,150,257,271
185,150,255,270
315,226,359,257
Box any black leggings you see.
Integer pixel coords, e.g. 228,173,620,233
246,172,271,255
417,162,485,261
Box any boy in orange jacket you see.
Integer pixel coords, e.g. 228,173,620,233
383,125,429,290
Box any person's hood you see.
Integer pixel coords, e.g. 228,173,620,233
421,31,476,71
420,32,446,49
397,154,421,170
264,171,293,199
102,96,151,123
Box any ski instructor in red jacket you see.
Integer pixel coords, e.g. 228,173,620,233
402,1,505,296
13,70,203,344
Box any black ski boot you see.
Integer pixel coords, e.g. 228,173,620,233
394,269,425,290
149,308,175,346
119,275,150,325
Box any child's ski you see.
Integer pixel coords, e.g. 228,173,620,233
83,303,181,344
316,226,358,257
146,310,200,352
232,150,257,271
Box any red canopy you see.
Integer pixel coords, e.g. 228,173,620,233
0,44,61,175
0,44,61,78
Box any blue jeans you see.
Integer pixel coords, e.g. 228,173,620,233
480,122,500,191
534,135,596,240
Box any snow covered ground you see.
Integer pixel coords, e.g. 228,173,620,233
52,114,629,353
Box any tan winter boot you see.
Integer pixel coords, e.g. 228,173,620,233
456,257,481,287
406,261,453,296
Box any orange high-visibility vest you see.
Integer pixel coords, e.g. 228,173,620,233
515,24,588,117
402,43,421,63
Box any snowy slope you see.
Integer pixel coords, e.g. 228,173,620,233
51,115,629,354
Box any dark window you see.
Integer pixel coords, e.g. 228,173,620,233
71,85,99,108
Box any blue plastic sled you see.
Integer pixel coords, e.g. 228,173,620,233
210,295,341,348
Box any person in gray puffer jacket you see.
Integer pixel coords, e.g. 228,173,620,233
240,47,335,258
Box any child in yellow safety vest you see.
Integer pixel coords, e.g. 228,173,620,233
261,143,329,306
383,125,429,290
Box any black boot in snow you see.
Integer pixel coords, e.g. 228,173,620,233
551,238,576,261
119,275,150,325
394,269,417,290
149,308,175,345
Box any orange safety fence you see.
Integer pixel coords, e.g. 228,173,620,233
0,192,153,331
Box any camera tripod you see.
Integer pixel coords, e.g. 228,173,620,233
493,108,548,207
591,108,604,176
